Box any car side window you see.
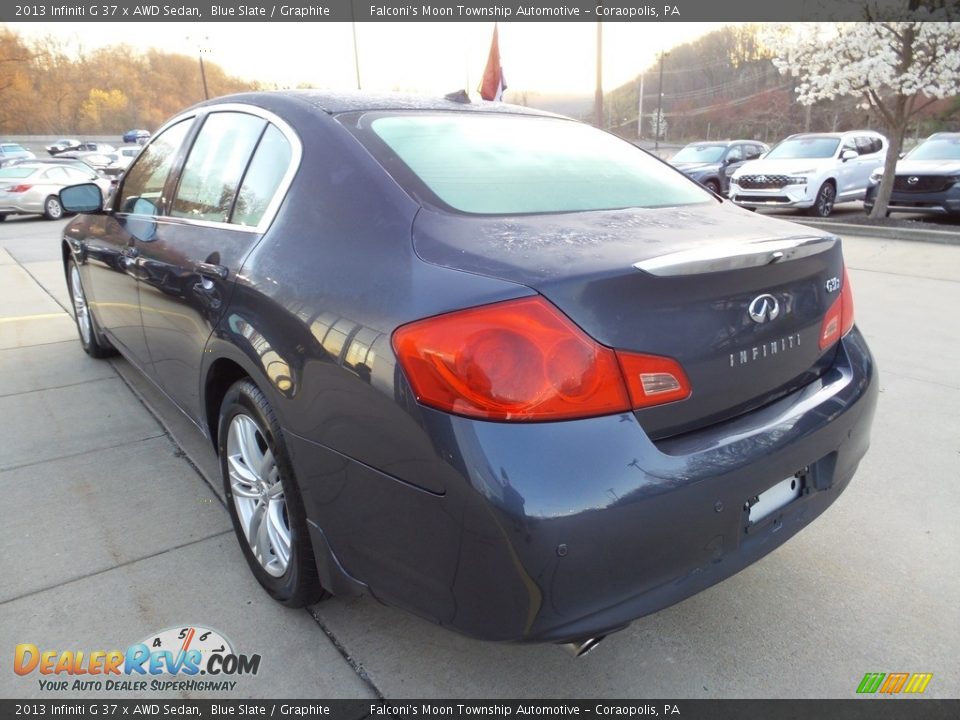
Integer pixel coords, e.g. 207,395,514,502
43,167,69,181
119,119,192,217
855,136,878,155
726,145,743,163
170,112,267,224
231,124,293,228
747,145,763,159
842,138,857,154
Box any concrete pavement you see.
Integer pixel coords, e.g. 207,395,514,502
1,215,957,699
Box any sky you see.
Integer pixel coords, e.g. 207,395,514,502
11,21,727,97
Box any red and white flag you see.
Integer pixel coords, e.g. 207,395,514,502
479,24,507,101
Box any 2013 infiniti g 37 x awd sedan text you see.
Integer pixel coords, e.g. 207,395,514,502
59,91,877,655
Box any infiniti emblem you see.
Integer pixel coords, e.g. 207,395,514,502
907,176,919,185
748,294,780,323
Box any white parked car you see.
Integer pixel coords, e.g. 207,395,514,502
729,131,887,217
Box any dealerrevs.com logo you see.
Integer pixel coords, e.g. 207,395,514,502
14,625,261,693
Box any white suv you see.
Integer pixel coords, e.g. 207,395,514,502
729,131,887,217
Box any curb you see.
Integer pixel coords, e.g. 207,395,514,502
798,218,960,246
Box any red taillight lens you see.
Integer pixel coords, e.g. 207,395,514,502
819,266,855,350
7,184,32,193
392,296,691,421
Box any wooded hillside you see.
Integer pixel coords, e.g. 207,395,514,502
0,27,257,134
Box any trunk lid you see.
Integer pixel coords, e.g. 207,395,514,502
412,202,846,438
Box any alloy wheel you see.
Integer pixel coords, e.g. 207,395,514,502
70,265,92,347
226,414,291,578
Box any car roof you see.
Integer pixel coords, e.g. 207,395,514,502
686,140,763,147
927,132,960,140
785,130,883,140
195,90,563,119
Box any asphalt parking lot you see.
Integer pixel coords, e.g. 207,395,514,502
1,213,958,700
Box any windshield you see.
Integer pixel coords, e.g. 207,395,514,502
366,114,709,214
907,137,960,161
766,137,840,160
671,145,726,163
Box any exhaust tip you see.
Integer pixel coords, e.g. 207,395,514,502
560,635,606,658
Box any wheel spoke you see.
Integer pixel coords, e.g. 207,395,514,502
228,456,261,497
259,447,275,483
236,416,265,474
266,503,291,568
248,500,267,552
253,502,272,561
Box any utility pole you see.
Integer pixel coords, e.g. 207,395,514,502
637,73,644,139
187,35,210,100
594,21,603,129
655,51,668,152
350,14,362,89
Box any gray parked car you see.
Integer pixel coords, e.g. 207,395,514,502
865,132,960,216
669,140,768,196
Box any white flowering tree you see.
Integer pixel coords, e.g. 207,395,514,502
772,17,960,217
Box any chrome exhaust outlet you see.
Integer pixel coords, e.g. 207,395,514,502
560,635,605,658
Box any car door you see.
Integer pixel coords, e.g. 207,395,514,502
137,110,295,423
79,118,194,368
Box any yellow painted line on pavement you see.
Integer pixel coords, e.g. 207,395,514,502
0,313,68,323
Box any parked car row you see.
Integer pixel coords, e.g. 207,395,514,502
670,130,960,218
0,142,140,221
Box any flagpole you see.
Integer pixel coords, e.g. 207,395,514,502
350,1,361,90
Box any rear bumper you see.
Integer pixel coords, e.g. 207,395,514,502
289,328,877,644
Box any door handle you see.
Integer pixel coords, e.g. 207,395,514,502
194,262,229,281
120,246,139,268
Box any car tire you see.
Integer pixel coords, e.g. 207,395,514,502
67,259,116,358
807,182,836,217
219,378,328,607
704,179,721,195
43,195,64,220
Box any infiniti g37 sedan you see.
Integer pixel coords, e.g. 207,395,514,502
59,92,877,654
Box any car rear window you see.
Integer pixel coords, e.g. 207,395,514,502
366,114,709,214
0,167,34,178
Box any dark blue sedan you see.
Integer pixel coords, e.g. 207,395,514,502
59,92,877,656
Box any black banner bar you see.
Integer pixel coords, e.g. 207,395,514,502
2,0,958,23
1,700,959,720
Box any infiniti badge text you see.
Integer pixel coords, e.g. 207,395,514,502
730,333,802,368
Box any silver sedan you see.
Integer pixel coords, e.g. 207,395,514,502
0,163,110,221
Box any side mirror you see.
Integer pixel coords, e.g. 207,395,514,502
60,183,105,213
841,149,859,161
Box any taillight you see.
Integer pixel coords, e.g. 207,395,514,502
819,266,855,350
392,296,691,421
7,184,32,193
